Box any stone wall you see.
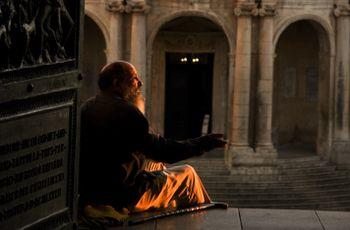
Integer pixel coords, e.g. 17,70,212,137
81,16,107,104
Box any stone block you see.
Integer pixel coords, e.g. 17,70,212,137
240,209,323,230
316,210,350,230
331,141,350,169
155,209,241,230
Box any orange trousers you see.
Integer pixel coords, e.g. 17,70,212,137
132,161,211,212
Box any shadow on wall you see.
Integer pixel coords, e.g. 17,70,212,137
81,15,107,104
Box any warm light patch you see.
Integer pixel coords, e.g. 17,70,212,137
180,57,188,62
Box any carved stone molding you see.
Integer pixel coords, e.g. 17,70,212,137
333,4,350,17
234,3,277,17
105,0,125,13
125,0,150,14
258,4,277,17
234,3,259,17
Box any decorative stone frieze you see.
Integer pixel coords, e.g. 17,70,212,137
125,0,150,13
258,4,277,17
106,0,125,13
333,4,350,17
234,3,277,17
234,3,259,17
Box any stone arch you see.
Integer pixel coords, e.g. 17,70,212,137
81,15,107,104
273,16,334,157
147,11,232,140
274,14,335,56
147,10,234,53
85,8,110,45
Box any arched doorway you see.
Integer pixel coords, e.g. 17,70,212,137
273,20,331,158
149,16,230,143
81,15,107,104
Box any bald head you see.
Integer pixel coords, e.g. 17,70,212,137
98,61,136,91
98,61,143,107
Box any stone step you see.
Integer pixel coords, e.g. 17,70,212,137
214,194,350,205
206,184,350,193
199,171,350,182
226,201,350,211
277,163,336,169
195,165,339,176
218,202,350,210
183,156,350,211
276,156,321,163
208,188,350,200
201,174,350,184
199,168,346,177
279,165,337,173
204,181,350,191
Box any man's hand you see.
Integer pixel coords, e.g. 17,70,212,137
191,133,227,153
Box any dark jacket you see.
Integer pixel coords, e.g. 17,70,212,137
79,94,203,208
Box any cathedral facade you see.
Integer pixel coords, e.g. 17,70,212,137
83,0,350,172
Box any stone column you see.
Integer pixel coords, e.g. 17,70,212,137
226,52,235,170
106,0,125,62
126,0,150,92
229,3,257,152
227,2,278,174
333,3,350,140
332,3,350,169
255,3,277,154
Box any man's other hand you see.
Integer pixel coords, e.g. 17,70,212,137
192,133,227,153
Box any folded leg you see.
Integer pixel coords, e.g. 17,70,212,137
133,164,211,212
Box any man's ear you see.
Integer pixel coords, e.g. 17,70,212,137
112,78,122,91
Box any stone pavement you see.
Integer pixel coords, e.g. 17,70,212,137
113,208,350,230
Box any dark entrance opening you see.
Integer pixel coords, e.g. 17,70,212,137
273,20,321,158
164,53,214,140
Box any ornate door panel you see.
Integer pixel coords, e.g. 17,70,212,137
0,0,84,229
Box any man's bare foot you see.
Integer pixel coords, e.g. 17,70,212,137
83,204,129,221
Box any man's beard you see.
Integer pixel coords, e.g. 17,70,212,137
125,89,145,114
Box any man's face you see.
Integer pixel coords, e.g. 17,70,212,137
121,66,143,104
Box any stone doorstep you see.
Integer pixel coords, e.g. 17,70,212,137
108,208,350,230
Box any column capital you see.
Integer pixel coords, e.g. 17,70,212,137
105,0,125,13
234,3,277,17
234,3,259,17
333,4,350,17
258,4,277,17
125,0,151,14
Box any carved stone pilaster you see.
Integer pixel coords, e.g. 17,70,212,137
333,4,350,17
125,0,150,13
234,3,259,17
106,0,125,13
258,4,277,17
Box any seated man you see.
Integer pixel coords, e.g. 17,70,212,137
79,61,226,222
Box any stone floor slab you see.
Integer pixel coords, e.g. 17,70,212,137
109,221,156,230
316,210,350,230
155,209,241,230
239,208,323,230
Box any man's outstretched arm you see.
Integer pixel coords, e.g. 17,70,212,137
140,133,226,164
